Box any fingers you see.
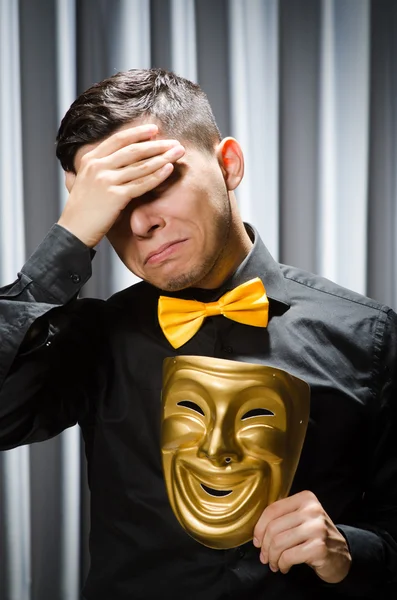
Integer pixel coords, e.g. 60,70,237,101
253,491,326,574
111,144,185,186
105,138,183,170
276,538,326,574
258,510,305,565
90,123,159,158
254,490,318,545
78,124,186,190
264,518,324,573
252,491,351,583
86,124,184,170
120,162,175,200
58,123,185,248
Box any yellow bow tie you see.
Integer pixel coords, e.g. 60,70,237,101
158,277,269,349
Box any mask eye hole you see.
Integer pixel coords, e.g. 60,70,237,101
242,408,274,420
177,400,205,416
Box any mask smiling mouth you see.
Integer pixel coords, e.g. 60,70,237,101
201,484,232,497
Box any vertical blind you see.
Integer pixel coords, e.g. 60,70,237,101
0,1,396,599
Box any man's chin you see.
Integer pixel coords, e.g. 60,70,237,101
143,268,204,292
153,276,196,292
141,255,221,291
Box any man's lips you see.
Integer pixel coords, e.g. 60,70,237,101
145,240,186,264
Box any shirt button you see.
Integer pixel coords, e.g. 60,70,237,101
237,546,245,559
69,273,81,284
222,345,233,354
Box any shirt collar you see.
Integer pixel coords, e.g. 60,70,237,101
171,224,291,309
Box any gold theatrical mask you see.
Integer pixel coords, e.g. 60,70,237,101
161,356,310,549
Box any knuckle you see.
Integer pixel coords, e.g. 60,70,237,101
131,174,145,186
155,168,169,181
266,521,278,539
301,494,321,517
262,504,276,521
79,153,91,170
139,160,155,176
94,170,111,185
110,185,125,198
129,175,151,192
82,156,101,175
308,517,325,541
302,489,317,503
126,145,140,160
272,534,284,552
79,150,90,164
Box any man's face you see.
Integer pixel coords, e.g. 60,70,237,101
73,123,238,291
161,356,310,549
107,143,232,291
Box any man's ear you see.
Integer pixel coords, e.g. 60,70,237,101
215,137,244,191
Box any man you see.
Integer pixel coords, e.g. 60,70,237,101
0,68,396,599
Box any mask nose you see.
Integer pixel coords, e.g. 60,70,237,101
197,425,243,467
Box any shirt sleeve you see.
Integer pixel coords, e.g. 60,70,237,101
0,224,103,450
328,307,397,597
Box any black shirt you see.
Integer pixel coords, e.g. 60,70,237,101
0,223,396,600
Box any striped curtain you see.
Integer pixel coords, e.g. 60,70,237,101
0,1,396,599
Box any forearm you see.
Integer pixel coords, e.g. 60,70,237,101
0,224,97,448
0,224,93,385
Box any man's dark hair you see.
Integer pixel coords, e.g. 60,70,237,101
56,68,221,172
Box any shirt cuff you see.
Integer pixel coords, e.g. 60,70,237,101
326,525,386,597
21,223,94,304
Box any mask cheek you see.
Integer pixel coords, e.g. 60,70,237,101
238,426,293,502
162,415,206,451
238,425,286,464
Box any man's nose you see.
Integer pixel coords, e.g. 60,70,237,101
197,425,243,467
129,198,165,237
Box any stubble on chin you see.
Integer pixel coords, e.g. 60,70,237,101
159,261,216,292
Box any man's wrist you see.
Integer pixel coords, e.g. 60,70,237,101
56,217,98,248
